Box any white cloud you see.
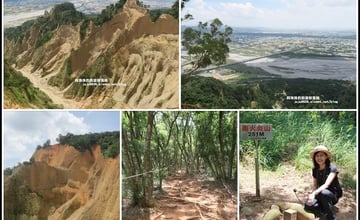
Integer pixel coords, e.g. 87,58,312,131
3,111,90,168
286,0,355,8
183,0,356,30
273,0,357,30
220,2,264,18
216,2,265,27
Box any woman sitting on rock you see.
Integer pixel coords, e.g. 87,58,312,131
304,146,342,220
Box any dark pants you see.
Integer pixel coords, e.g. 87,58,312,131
304,189,338,220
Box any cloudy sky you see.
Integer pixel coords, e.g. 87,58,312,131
3,111,120,168
182,0,357,31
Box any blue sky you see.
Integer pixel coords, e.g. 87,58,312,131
3,111,120,168
182,0,357,31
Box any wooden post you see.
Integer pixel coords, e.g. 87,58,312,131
284,209,297,220
255,140,260,197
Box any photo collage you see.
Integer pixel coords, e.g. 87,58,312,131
2,0,358,219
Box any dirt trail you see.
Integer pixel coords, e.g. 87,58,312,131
239,164,357,220
16,65,81,108
123,172,237,220
150,172,237,220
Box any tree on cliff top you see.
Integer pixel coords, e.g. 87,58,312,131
182,18,233,75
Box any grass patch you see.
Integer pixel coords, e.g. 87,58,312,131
239,111,356,190
4,59,62,109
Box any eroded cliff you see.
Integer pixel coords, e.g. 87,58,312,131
4,145,120,220
5,0,179,109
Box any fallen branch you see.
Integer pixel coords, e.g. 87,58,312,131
194,203,205,220
161,195,222,220
162,196,208,209
153,212,164,220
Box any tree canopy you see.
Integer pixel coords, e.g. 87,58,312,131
55,131,120,158
182,18,233,75
122,111,237,208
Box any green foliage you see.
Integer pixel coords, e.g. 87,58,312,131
4,168,13,176
193,111,238,180
33,2,85,48
181,0,193,21
4,174,42,219
92,0,127,25
122,111,238,207
168,0,179,20
42,139,51,147
136,0,150,9
182,18,233,75
340,172,356,189
181,0,190,9
34,31,55,48
4,20,35,42
239,111,356,189
4,60,31,87
79,19,91,41
148,9,168,22
181,75,240,108
138,0,179,22
182,70,356,109
56,131,120,157
48,57,73,89
4,59,63,108
6,0,127,46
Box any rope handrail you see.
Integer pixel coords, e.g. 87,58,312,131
122,167,168,180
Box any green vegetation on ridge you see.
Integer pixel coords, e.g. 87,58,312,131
55,131,120,158
181,76,240,108
182,18,233,75
4,131,119,176
4,59,63,109
181,73,356,109
5,0,179,46
35,2,85,48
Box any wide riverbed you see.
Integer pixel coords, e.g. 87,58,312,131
236,56,356,81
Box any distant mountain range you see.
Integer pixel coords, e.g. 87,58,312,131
4,0,176,27
181,25,356,39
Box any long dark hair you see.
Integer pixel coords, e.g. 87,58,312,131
312,151,331,169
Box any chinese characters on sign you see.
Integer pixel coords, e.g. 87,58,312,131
240,123,273,140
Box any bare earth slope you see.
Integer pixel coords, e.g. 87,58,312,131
4,145,120,220
5,0,178,109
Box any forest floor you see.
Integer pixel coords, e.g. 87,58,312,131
239,164,357,220
122,171,238,220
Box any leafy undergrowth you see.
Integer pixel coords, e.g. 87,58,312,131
181,75,356,109
4,59,62,109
